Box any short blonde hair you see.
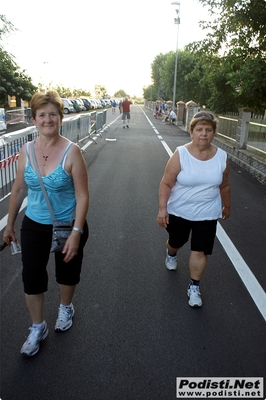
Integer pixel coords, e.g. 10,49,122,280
30,90,64,119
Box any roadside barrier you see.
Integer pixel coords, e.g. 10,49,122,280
0,110,107,199
5,109,26,125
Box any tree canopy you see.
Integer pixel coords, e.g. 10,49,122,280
0,15,37,107
114,89,128,98
144,0,266,114
94,84,107,99
196,0,266,58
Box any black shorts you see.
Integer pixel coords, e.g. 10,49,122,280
21,215,89,295
166,215,217,255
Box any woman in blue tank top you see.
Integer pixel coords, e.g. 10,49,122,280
3,91,89,356
157,112,231,308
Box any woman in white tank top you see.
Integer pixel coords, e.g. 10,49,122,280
157,112,231,308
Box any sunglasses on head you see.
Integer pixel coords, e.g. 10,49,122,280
193,112,214,120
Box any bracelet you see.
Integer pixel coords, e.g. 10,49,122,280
73,226,83,234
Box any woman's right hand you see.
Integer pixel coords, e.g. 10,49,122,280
157,210,169,228
3,226,16,247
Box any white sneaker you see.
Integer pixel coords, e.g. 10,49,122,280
55,303,75,331
20,321,48,356
165,250,177,270
187,285,202,307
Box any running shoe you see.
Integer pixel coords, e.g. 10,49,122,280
54,303,75,331
20,321,48,356
165,250,177,270
187,285,202,307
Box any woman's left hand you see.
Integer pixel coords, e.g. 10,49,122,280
222,206,230,220
157,210,169,228
62,231,81,262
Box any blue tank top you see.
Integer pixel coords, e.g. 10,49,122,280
24,141,76,224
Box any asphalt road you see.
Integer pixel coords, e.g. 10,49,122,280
1,106,265,400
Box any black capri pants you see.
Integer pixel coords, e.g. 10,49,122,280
21,215,89,295
166,214,217,255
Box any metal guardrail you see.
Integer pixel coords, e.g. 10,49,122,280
0,110,107,199
5,108,26,125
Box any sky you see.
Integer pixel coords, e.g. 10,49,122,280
1,0,211,98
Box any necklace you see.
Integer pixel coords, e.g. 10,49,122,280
43,155,49,165
36,138,57,166
41,150,53,166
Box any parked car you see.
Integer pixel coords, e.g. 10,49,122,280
103,99,111,107
88,99,96,109
92,99,98,108
70,98,87,112
69,99,81,112
76,98,86,111
100,99,107,108
85,99,94,110
61,98,75,114
95,99,103,108
80,98,91,111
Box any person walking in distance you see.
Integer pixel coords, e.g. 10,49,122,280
3,91,89,356
112,100,117,113
118,100,123,114
122,97,132,128
157,112,230,308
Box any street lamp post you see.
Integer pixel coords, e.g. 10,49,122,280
171,1,180,113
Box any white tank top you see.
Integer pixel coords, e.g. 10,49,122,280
167,145,227,221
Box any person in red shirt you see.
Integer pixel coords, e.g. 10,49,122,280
121,97,132,128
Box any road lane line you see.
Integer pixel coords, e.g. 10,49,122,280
0,197,28,231
161,141,173,157
141,106,266,322
217,223,266,321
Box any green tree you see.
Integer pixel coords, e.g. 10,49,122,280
73,88,91,97
53,85,73,98
114,89,127,98
95,85,107,99
0,48,37,107
0,14,16,38
160,50,208,103
190,0,266,113
0,15,37,107
145,49,211,105
143,84,156,101
198,57,239,113
150,53,168,99
196,0,266,58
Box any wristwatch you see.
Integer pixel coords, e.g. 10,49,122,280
72,226,84,234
